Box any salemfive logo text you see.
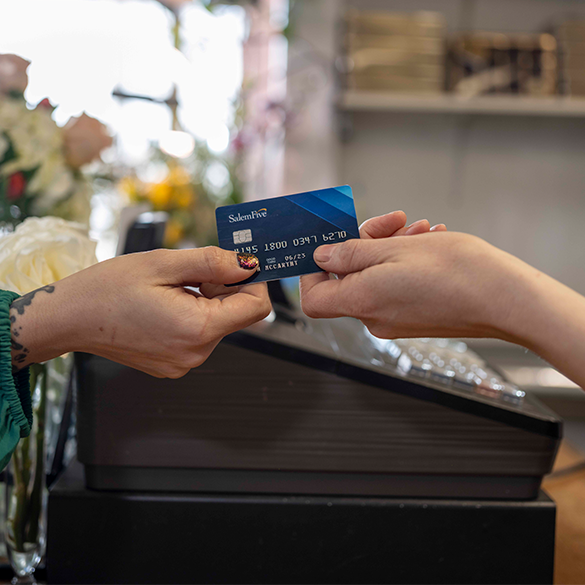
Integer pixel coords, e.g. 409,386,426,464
228,208,267,223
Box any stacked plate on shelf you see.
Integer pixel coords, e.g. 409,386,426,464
344,10,446,93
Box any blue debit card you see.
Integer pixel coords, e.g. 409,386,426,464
216,185,359,285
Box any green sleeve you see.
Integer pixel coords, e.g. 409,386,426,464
0,290,32,471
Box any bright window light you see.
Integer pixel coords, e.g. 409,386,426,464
159,130,195,158
0,0,246,161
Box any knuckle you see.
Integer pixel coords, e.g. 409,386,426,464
146,248,172,272
257,297,272,321
189,353,209,369
194,310,215,345
149,248,170,260
301,295,319,319
342,274,371,319
165,366,189,379
198,331,215,347
357,294,378,320
202,246,225,276
366,323,392,340
337,239,361,269
450,232,473,249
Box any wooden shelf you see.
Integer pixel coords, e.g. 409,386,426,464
339,91,585,118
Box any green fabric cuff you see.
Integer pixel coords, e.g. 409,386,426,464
0,290,32,442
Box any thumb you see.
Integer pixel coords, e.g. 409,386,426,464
313,238,393,275
161,247,260,286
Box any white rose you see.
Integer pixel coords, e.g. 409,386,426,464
0,217,97,294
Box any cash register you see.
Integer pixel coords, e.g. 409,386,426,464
74,303,560,499
47,283,561,584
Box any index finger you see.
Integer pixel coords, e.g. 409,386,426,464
360,211,407,239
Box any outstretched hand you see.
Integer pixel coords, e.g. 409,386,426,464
10,248,271,378
300,210,516,339
300,229,522,340
300,210,449,335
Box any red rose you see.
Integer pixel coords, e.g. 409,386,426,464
7,172,26,200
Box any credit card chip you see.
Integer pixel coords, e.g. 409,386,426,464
233,229,252,244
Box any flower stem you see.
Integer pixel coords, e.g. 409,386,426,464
7,363,46,553
24,364,46,544
9,447,28,553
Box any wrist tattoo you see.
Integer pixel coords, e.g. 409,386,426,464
10,285,55,371
11,285,55,316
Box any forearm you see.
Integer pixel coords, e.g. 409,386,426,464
494,254,585,390
9,283,77,370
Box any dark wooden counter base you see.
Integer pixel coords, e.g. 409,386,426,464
47,461,555,585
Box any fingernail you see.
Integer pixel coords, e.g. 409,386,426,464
237,253,260,271
430,223,446,232
314,245,334,263
405,219,428,235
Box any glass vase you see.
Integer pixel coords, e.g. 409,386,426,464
4,363,48,584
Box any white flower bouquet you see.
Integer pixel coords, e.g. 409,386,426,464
0,54,112,229
0,216,97,579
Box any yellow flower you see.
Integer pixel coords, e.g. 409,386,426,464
147,182,172,209
164,218,185,248
173,185,194,209
167,165,191,186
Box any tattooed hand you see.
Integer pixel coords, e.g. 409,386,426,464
10,248,271,378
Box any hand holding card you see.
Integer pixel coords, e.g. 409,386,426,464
215,186,360,285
